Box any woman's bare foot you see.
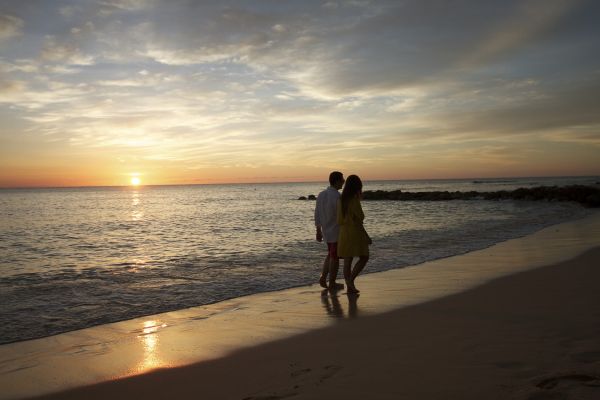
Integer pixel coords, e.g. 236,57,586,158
346,280,360,293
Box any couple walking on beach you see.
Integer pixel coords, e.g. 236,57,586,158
315,171,371,294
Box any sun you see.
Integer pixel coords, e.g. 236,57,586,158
131,176,141,186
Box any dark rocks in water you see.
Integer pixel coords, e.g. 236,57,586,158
585,193,600,207
298,195,317,200
362,190,477,201
362,185,600,208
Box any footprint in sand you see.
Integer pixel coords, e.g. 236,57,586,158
316,364,343,385
289,364,342,384
290,367,311,378
494,361,527,370
536,374,599,389
527,392,567,400
243,365,343,400
571,350,600,364
242,395,296,400
528,374,600,400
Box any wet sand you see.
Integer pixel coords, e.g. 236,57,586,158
0,212,598,399
32,247,600,400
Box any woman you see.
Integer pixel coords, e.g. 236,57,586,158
337,174,371,293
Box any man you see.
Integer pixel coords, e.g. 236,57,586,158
314,171,345,290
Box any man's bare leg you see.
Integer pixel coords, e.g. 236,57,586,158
328,256,344,291
319,254,330,288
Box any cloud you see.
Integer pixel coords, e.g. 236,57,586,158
59,5,80,19
96,0,589,102
434,80,600,138
142,48,234,65
0,0,599,182
0,76,91,110
457,0,581,69
96,78,146,87
268,0,587,98
0,78,25,101
41,36,95,65
97,0,156,16
0,60,38,73
43,64,81,74
0,14,23,40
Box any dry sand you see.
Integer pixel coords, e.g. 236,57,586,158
29,246,600,400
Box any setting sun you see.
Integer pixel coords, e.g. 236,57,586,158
131,177,141,186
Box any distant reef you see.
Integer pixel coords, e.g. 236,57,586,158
360,185,600,208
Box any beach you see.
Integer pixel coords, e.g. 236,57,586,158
0,212,597,399
31,247,600,400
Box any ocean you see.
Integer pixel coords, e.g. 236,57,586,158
0,176,597,345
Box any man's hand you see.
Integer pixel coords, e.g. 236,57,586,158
316,228,323,242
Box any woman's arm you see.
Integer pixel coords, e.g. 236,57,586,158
355,199,372,244
361,224,372,245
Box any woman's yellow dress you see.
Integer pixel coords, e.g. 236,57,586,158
337,196,369,257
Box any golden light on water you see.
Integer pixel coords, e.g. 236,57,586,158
137,320,168,373
131,191,144,221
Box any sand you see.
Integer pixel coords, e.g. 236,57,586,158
20,221,600,399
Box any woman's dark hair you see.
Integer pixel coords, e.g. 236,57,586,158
340,175,363,216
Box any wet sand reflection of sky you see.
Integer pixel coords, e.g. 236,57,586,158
137,320,167,373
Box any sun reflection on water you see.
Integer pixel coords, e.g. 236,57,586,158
131,191,144,221
136,320,167,372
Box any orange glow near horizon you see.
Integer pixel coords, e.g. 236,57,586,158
0,141,599,188
1,169,599,188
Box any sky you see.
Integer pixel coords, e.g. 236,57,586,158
1,0,599,187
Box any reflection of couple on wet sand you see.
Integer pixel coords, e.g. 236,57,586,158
321,288,359,318
315,171,372,294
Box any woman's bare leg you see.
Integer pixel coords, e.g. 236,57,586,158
343,257,354,290
343,257,352,281
344,257,359,293
350,255,369,291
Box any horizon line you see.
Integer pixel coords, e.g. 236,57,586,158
1,174,598,190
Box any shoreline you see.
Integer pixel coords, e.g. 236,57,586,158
1,209,592,348
32,247,600,400
1,212,599,399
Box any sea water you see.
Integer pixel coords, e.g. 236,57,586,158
0,176,597,344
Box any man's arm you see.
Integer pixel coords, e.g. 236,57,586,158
315,195,323,242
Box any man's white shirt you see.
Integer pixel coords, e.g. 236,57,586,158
314,186,340,243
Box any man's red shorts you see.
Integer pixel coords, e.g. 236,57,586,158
327,242,339,259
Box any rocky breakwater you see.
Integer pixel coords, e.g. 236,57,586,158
361,185,600,208
298,194,317,200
